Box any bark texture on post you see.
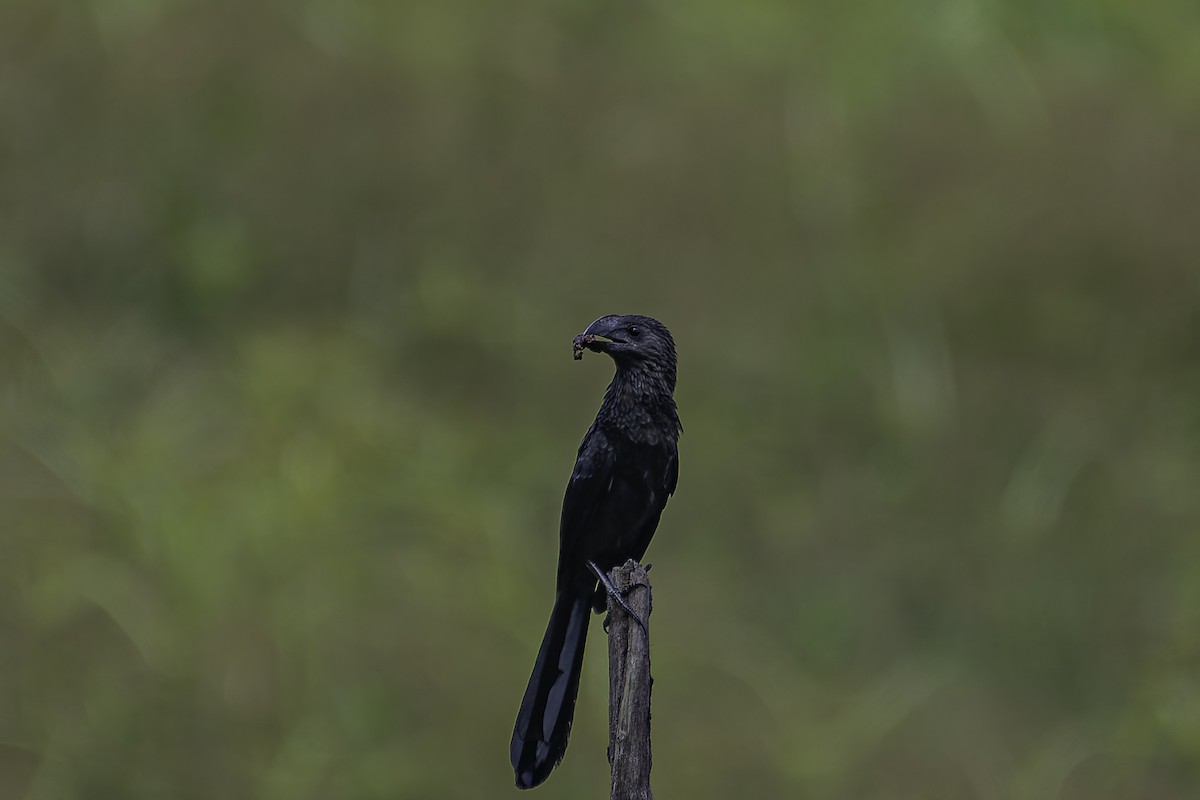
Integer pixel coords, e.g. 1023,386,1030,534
606,560,653,800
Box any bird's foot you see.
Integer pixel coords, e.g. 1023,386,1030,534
587,560,648,636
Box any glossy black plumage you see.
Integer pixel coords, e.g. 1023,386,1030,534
511,314,681,790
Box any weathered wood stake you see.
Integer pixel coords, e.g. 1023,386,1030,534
606,559,653,800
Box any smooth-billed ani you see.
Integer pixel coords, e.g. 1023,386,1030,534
510,314,682,789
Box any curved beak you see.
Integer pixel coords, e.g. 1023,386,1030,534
572,315,623,360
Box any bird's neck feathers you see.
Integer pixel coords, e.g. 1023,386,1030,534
610,361,675,400
599,364,680,446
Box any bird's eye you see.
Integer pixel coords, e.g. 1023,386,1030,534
628,325,641,338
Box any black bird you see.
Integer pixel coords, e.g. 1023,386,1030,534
510,314,681,789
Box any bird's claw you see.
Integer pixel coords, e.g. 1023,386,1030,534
587,560,648,636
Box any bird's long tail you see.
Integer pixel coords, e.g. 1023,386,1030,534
510,589,592,789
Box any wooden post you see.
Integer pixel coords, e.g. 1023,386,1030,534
606,560,653,800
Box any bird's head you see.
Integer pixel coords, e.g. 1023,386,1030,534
572,314,676,379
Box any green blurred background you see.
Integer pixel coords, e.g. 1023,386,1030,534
2,1,1199,798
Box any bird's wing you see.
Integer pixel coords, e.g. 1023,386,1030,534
665,448,679,497
555,425,616,586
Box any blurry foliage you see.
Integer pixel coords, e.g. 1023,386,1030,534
2,0,1200,798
